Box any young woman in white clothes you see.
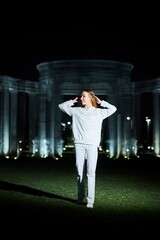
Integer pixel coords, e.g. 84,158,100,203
58,89,117,208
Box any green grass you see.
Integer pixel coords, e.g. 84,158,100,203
0,155,160,234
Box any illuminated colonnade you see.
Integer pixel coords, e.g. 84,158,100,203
132,78,160,156
153,93,160,155
1,60,159,159
0,76,39,158
37,60,134,158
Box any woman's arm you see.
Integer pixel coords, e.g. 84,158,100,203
58,97,78,116
94,96,117,118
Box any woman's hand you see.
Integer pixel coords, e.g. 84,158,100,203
72,97,79,104
94,96,102,104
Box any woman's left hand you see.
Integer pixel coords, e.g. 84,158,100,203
94,96,102,104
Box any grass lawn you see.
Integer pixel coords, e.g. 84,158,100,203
0,154,160,235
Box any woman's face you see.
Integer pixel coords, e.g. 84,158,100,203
80,91,92,106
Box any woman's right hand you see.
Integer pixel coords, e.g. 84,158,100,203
72,97,79,104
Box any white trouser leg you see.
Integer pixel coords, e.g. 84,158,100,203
75,144,98,204
75,144,86,201
85,145,98,204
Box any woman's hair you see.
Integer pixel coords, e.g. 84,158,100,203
83,89,97,108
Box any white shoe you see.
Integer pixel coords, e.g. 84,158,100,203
86,203,94,208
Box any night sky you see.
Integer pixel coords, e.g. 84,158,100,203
0,23,160,82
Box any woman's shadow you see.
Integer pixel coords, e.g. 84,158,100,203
0,180,76,204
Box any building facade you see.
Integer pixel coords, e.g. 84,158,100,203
0,60,159,159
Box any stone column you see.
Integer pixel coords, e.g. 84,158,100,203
38,86,47,157
28,93,37,155
117,113,122,157
53,94,64,157
2,88,9,155
153,92,160,155
10,90,18,156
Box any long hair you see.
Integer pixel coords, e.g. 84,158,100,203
83,89,97,108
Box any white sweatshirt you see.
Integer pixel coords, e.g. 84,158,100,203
58,100,117,147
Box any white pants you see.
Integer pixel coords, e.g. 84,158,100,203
75,143,98,204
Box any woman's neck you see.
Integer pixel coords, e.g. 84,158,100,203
85,103,92,109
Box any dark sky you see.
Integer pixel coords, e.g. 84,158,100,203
0,24,160,82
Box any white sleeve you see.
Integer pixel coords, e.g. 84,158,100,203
100,100,117,118
58,100,74,116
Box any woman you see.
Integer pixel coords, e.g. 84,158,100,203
58,89,117,208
